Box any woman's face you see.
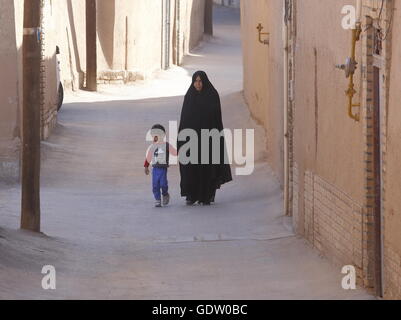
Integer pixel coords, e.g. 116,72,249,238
194,76,203,92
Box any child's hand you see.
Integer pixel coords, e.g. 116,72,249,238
145,167,150,175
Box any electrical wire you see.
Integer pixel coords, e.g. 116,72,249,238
378,0,385,21
378,1,394,41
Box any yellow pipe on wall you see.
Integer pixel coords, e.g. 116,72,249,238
346,24,362,122
256,23,269,45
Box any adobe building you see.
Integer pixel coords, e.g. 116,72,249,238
0,0,209,183
241,0,401,298
0,1,23,183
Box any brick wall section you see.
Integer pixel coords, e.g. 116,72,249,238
384,241,401,299
314,175,363,273
377,0,398,299
40,1,58,140
304,171,314,244
369,0,400,299
287,0,296,220
292,162,299,230
360,14,376,289
41,108,57,140
303,171,364,282
361,0,394,294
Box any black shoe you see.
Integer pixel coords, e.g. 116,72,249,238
186,200,196,206
200,201,211,206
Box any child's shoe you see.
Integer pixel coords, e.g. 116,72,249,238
162,193,170,206
155,200,162,208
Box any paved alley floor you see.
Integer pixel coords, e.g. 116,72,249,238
0,6,373,299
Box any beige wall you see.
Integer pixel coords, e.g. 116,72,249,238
241,0,401,295
95,0,207,80
38,0,87,92
241,0,366,207
241,0,376,286
293,0,365,225
182,0,207,55
383,0,401,299
385,1,401,254
97,0,163,76
240,0,284,183
0,0,21,182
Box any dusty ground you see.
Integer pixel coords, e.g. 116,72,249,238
0,6,373,300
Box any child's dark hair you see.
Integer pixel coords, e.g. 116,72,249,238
151,124,166,133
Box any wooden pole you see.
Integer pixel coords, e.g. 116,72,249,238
21,0,42,232
86,0,97,91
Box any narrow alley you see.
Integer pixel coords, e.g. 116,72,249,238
0,5,373,299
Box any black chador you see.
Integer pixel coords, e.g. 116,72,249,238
177,71,232,205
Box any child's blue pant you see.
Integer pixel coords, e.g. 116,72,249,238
152,167,168,201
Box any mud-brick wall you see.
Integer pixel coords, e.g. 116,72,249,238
290,0,369,285
0,0,22,182
41,0,66,139
240,0,284,185
241,0,370,286
94,0,207,83
241,0,400,297
381,0,401,300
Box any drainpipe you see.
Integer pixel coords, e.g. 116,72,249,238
283,0,290,216
175,0,180,65
163,0,171,70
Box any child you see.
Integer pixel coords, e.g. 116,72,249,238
144,124,177,207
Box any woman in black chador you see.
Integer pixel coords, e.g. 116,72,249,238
178,71,232,205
